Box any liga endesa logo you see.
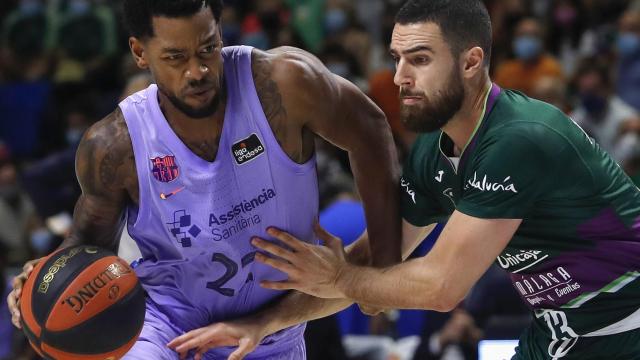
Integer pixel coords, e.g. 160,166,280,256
232,134,265,165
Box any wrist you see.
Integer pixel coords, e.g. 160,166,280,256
247,312,280,339
334,261,355,299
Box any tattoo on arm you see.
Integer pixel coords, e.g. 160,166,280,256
64,109,135,252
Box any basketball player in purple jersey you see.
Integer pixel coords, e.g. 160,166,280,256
7,1,401,359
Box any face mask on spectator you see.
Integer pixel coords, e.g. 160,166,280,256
325,9,348,35
580,92,608,116
66,128,84,145
513,36,542,61
617,32,640,57
68,0,90,15
30,228,54,255
19,0,43,15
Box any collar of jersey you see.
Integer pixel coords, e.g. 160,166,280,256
438,83,500,173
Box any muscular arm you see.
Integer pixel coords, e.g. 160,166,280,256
61,108,137,252
335,212,520,311
254,48,402,267
247,220,435,336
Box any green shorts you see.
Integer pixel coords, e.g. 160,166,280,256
512,324,640,360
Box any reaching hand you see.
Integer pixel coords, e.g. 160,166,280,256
167,319,267,360
7,258,43,329
252,223,349,299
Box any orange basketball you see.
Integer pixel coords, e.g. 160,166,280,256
20,245,146,360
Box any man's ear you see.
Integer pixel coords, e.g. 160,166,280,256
129,37,149,70
462,46,485,79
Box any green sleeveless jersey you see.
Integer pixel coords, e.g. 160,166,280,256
401,85,640,358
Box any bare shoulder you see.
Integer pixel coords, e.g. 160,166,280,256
254,47,335,96
76,108,137,201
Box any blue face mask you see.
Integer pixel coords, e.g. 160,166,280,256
617,32,640,57
513,36,542,61
30,228,54,255
325,9,348,35
68,0,90,15
66,128,84,145
19,0,43,15
580,92,608,115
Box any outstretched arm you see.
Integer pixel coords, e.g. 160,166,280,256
255,212,519,310
168,221,435,360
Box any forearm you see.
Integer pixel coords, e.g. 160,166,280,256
350,147,401,267
336,258,453,311
249,234,373,334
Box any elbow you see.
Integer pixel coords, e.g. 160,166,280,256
422,280,464,312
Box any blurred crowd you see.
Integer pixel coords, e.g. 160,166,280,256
1,0,640,359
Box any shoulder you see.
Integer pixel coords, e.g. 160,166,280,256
76,108,135,192
81,108,132,155
484,92,577,153
251,47,336,97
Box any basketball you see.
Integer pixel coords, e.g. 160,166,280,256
19,245,146,360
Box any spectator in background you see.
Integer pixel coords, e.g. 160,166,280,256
570,59,639,164
547,0,590,75
52,0,118,84
530,76,571,114
369,66,418,154
494,17,564,95
616,7,640,112
0,0,53,159
0,144,36,263
20,91,99,256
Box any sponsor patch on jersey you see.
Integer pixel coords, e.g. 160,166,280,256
232,134,265,165
150,155,180,182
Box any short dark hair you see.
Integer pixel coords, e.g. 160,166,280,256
395,0,492,65
123,0,223,39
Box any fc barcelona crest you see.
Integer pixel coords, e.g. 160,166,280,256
150,155,180,182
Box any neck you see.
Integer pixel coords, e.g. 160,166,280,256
441,75,492,153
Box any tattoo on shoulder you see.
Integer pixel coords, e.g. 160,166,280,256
78,109,136,198
252,52,288,134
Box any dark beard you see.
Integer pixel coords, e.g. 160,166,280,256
159,77,225,119
166,91,222,119
400,68,465,133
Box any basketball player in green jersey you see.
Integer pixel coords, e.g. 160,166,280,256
170,0,640,359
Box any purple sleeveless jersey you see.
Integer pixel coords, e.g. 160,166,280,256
119,46,318,358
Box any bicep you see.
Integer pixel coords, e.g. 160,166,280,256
422,211,521,302
64,114,131,251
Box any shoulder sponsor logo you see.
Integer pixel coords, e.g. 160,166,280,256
232,134,265,165
467,172,518,193
400,177,416,204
